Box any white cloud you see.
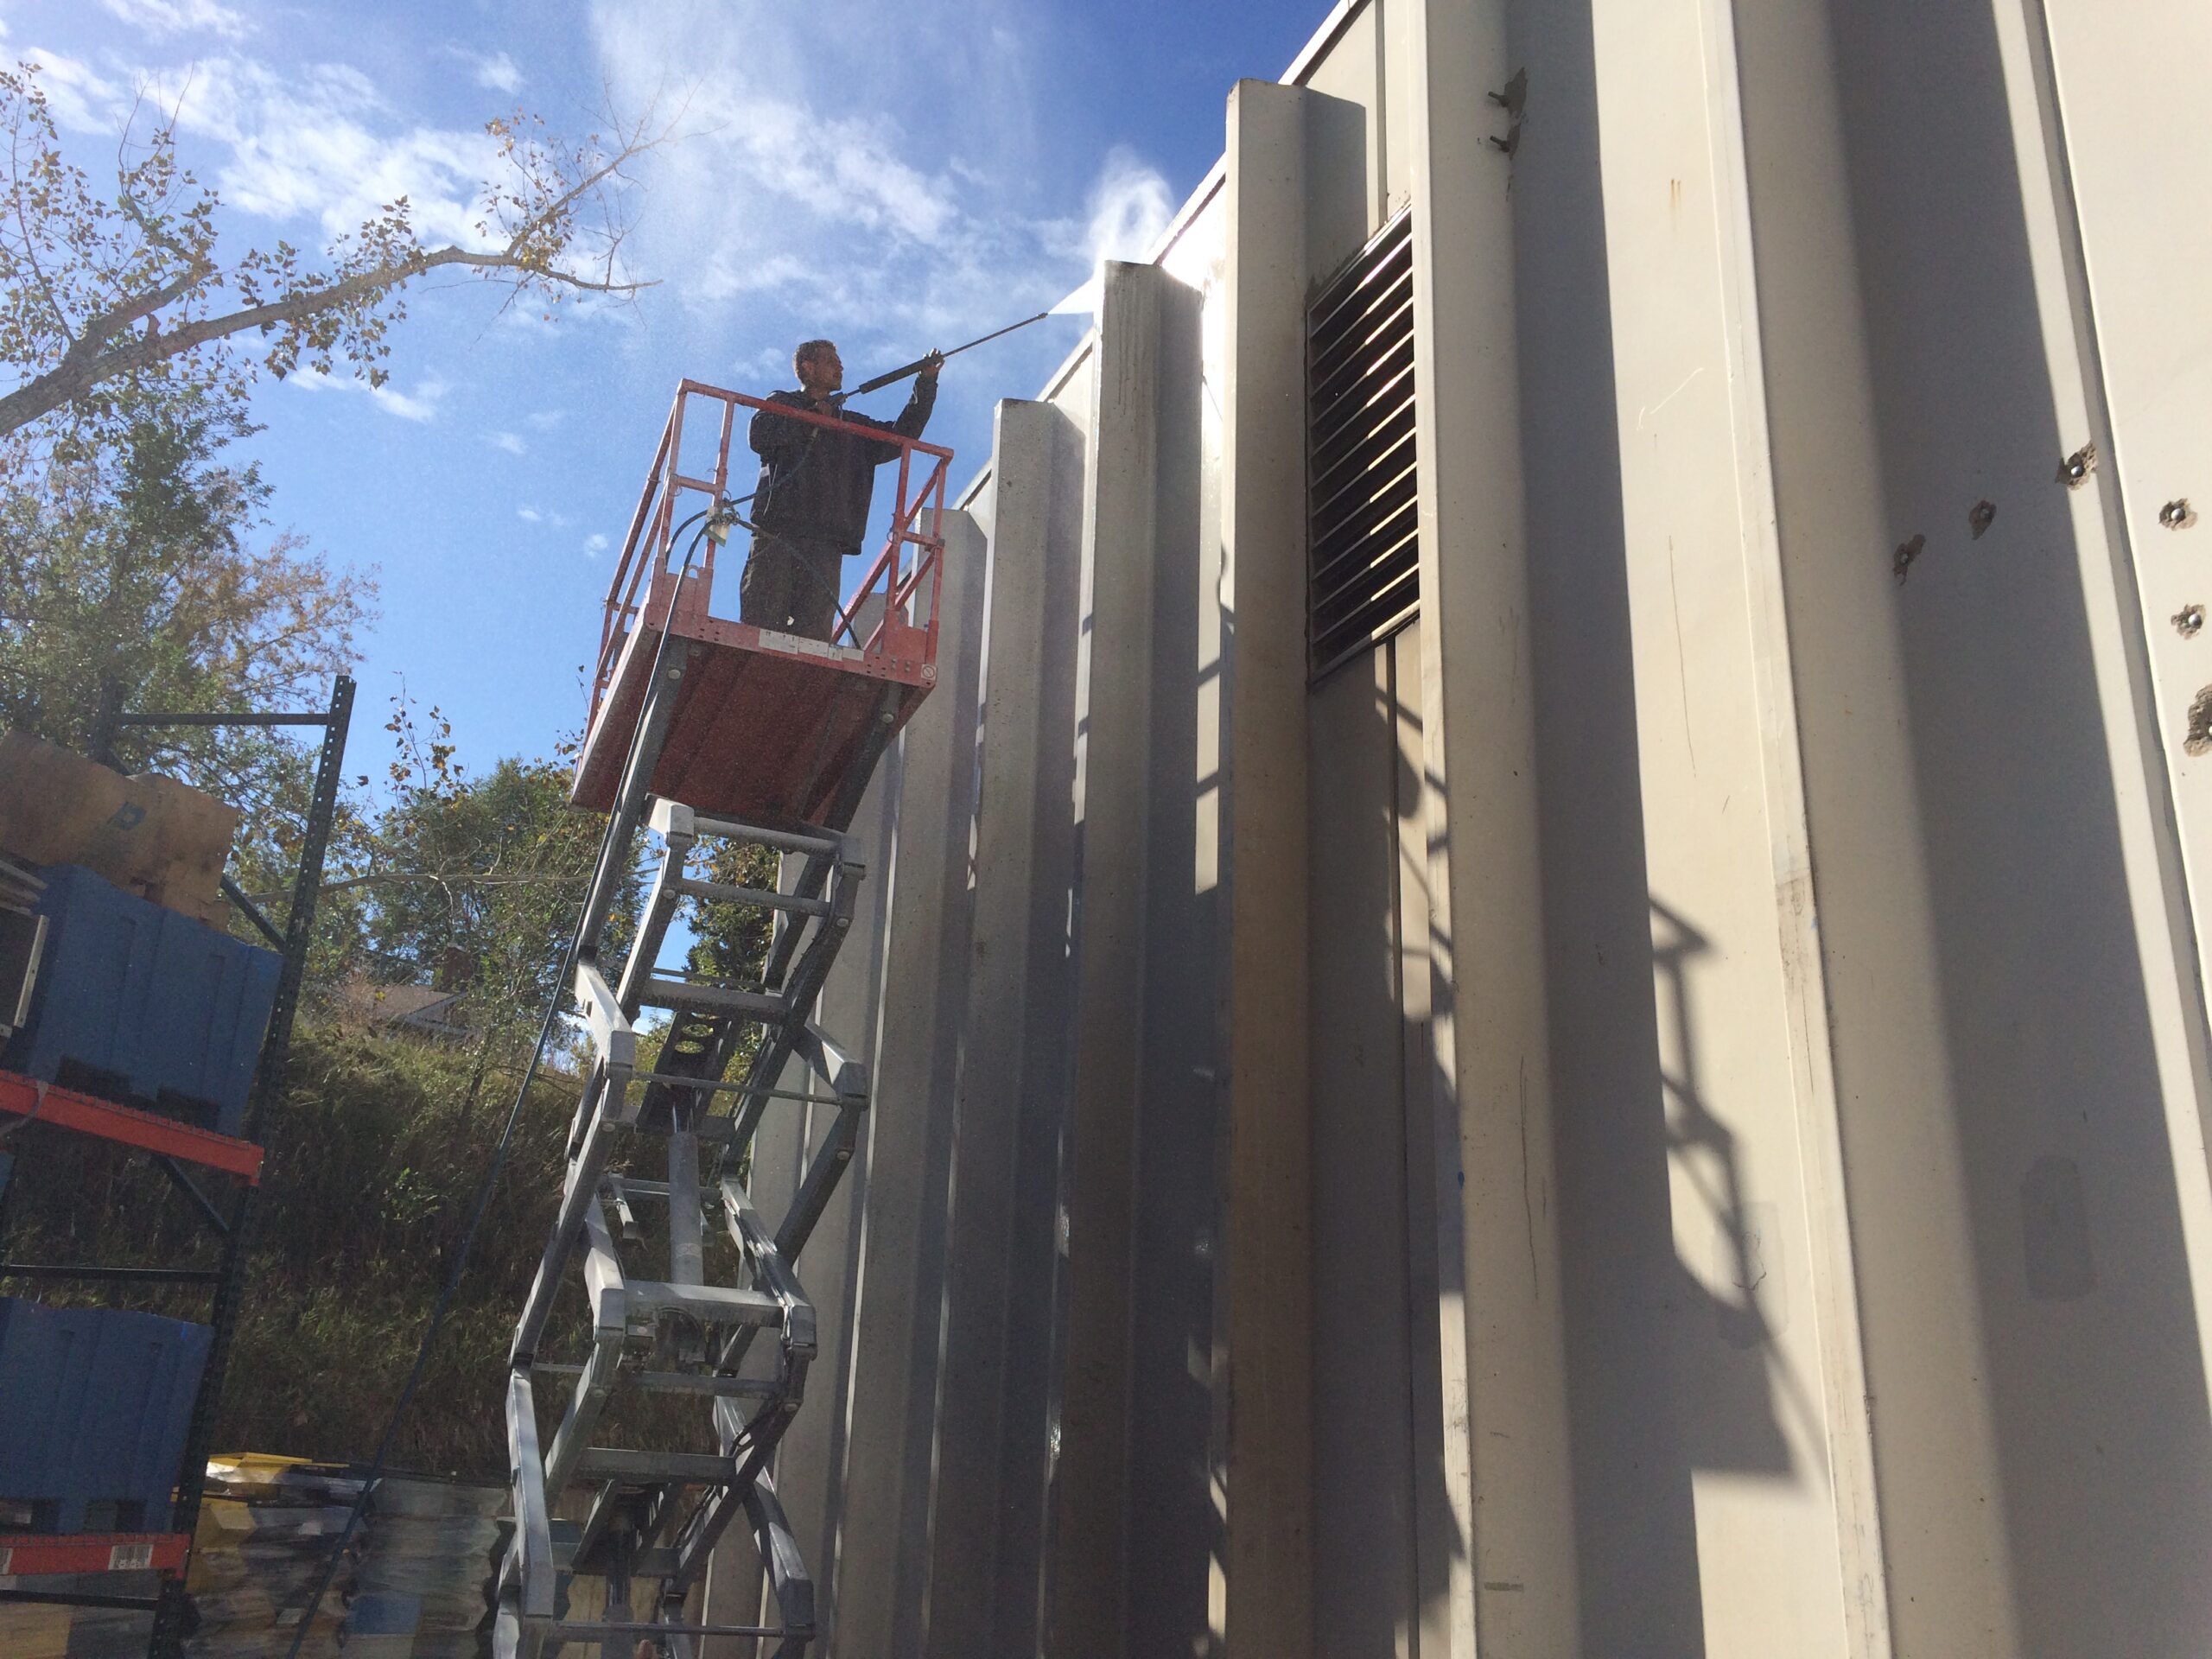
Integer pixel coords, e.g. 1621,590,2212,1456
488,429,526,455
588,0,1173,354
149,58,500,245
734,343,795,384
14,47,503,252
18,45,126,131
524,410,565,431
99,0,251,41
289,366,447,422
583,532,609,557
518,505,573,528
369,379,442,421
517,506,543,523
469,50,522,95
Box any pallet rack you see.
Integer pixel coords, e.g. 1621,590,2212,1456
0,678,353,1657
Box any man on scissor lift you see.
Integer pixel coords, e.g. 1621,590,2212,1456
740,338,941,641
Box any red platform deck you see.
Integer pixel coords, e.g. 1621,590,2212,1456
574,599,936,825
573,380,952,828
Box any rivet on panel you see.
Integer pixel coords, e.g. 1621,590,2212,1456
2056,442,2097,489
1892,533,1925,587
2186,686,2212,756
2161,499,2197,530
1969,499,1997,540
2174,604,2204,639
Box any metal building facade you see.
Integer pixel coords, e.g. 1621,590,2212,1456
715,0,2212,1654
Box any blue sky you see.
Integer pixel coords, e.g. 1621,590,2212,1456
2,0,1319,777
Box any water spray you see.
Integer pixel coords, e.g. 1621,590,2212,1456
1051,261,1106,318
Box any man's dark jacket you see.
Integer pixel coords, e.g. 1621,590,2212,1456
747,379,937,555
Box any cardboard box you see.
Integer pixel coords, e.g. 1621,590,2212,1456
0,732,238,927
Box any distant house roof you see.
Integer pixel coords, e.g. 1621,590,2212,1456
330,978,470,1039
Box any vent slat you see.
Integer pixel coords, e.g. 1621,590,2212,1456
1311,406,1416,523
1307,219,1414,343
1309,207,1419,683
1309,278,1414,390
1313,487,1418,589
1315,580,1419,652
1312,447,1417,551
1309,339,1414,450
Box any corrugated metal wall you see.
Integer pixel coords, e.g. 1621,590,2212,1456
717,1,2212,1654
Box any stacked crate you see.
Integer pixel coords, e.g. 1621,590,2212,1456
0,735,280,1615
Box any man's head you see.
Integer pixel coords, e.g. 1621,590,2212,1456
794,338,842,398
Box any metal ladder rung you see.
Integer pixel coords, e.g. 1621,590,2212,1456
675,875,832,916
634,1072,855,1110
546,1618,808,1643
530,1361,781,1400
572,1446,740,1483
638,976,787,1019
685,814,843,857
551,1540,682,1577
620,1278,787,1327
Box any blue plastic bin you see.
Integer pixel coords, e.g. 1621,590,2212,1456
0,1297,212,1534
0,864,279,1137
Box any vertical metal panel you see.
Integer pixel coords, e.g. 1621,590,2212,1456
814,504,989,1659
2041,0,2212,991
1307,641,1423,1656
1403,0,1583,1648
918,392,1091,1659
1050,262,1163,1658
1220,76,1319,1659
1580,0,1890,1650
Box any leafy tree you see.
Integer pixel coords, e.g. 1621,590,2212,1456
0,60,657,454
339,696,640,1058
0,404,368,753
0,383,374,897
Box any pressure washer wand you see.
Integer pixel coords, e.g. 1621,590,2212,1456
840,310,1052,399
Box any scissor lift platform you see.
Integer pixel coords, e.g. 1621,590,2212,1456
574,378,951,829
500,380,951,1657
575,605,936,826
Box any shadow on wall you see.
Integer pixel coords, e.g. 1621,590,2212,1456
1507,0,1725,1647
1798,0,2212,1649
1649,899,1802,1480
1378,703,1801,1659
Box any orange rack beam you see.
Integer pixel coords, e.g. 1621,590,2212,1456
0,1072,262,1184
0,1531,190,1578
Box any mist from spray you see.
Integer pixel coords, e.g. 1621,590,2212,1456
1051,264,1105,316
1047,149,1175,319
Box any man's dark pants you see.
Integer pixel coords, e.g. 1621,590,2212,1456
739,533,844,640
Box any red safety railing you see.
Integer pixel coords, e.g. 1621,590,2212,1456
589,380,955,724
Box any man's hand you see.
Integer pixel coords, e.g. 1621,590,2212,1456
918,349,945,385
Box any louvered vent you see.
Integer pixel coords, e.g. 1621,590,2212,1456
1307,209,1418,682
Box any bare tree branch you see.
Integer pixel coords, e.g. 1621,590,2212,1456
7,111,73,345
0,66,667,445
250,868,588,905
0,237,647,437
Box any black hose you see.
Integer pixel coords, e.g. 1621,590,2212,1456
279,508,721,1659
